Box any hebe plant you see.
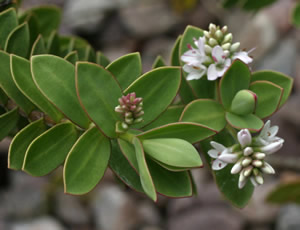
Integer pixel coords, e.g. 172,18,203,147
0,3,293,208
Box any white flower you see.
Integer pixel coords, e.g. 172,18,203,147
183,63,207,81
207,46,231,81
232,47,255,64
208,141,238,170
237,129,252,148
255,120,284,146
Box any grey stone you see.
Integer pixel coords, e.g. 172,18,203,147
10,216,65,230
276,205,300,230
137,201,161,225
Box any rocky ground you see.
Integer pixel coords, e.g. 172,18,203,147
0,0,300,229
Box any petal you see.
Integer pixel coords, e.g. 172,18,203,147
208,149,219,158
233,51,253,64
212,46,225,63
250,176,259,187
207,64,219,81
181,50,199,63
268,126,279,138
260,141,283,154
218,153,239,163
212,159,227,170
196,37,206,54
237,129,252,148
210,141,226,152
261,162,275,174
231,160,243,174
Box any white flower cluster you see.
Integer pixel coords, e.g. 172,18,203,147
181,24,253,81
208,121,284,189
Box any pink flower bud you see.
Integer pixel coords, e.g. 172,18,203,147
237,129,252,148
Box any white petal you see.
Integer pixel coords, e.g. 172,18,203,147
210,141,226,152
195,37,206,54
231,161,242,174
237,129,252,148
212,46,225,63
207,64,219,81
212,159,227,170
260,141,283,154
250,176,259,187
186,72,203,81
181,50,199,63
218,153,238,163
268,126,279,138
261,162,275,174
208,149,219,159
233,51,253,64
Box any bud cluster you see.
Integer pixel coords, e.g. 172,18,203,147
208,121,283,189
115,92,144,130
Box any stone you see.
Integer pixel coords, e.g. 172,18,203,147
137,201,161,225
9,216,65,230
276,205,300,230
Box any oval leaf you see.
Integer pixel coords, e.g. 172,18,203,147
226,112,263,132
64,51,78,65
107,52,142,90
249,80,283,118
124,67,181,128
64,126,111,195
8,118,47,170
152,56,165,69
96,51,110,67
0,108,19,141
11,55,63,123
267,181,300,204
76,62,123,138
31,55,90,128
0,8,18,49
142,138,202,168
170,35,181,66
292,3,300,27
31,35,47,57
180,99,226,132
23,122,78,176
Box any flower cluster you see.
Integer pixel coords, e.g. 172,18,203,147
115,92,144,130
181,23,253,81
208,121,284,189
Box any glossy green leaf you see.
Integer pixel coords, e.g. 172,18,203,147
226,112,263,131
189,79,216,99
30,35,46,57
220,60,251,109
267,181,300,204
64,51,78,65
142,138,202,168
59,36,75,57
8,118,47,170
251,71,293,108
46,30,60,56
22,13,39,48
152,56,165,69
133,137,157,201
243,0,276,10
124,67,181,128
76,62,123,138
138,122,216,144
180,99,226,131
30,6,61,38
0,107,19,141
23,122,78,176
147,158,193,198
107,53,142,90
201,130,254,208
109,140,144,193
96,51,110,67
150,159,192,172
249,80,283,118
0,51,35,114
0,8,18,49
31,55,90,128
118,138,138,170
143,105,184,130
0,88,8,105
170,35,181,66
178,76,197,104
11,55,63,122
230,90,256,116
64,126,110,195
4,22,30,58
292,3,300,27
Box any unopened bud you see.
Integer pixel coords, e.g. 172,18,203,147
203,31,210,39
204,44,212,54
243,166,253,177
121,122,128,130
221,25,228,34
134,117,143,124
215,30,223,39
209,23,217,33
230,42,240,52
231,160,243,174
125,118,133,124
125,112,132,118
223,33,232,44
252,160,263,167
218,153,238,163
238,129,252,148
221,43,231,50
209,38,218,47
261,162,275,174
255,174,264,185
243,147,253,156
242,157,252,167
259,141,283,154
253,152,266,160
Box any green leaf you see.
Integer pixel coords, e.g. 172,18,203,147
109,140,144,193
31,55,90,128
152,56,166,69
64,51,78,65
223,0,239,8
267,181,300,204
249,80,283,118
30,6,61,38
59,36,75,57
23,122,78,176
292,3,300,27
64,126,110,195
30,35,46,57
0,51,35,114
0,107,19,141
226,112,263,131
0,88,8,105
220,60,251,109
107,53,142,90
243,0,276,10
96,51,110,67
124,67,181,128
8,118,47,170
46,30,60,56
133,137,157,201
142,138,202,168
118,138,138,170
76,62,123,138
143,105,184,130
0,8,18,50
138,122,216,144
21,13,39,48
251,70,293,108
201,130,254,208
178,76,197,104
11,55,63,123
147,159,193,198
170,35,181,66
4,22,30,58
230,90,256,116
180,99,226,131
189,79,216,99
179,25,203,59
